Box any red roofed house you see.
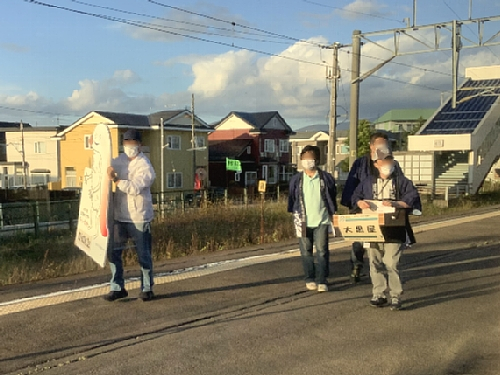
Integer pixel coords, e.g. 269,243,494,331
208,111,294,193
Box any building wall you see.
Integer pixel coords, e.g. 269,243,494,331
147,129,209,193
6,131,60,184
408,133,472,152
59,115,120,188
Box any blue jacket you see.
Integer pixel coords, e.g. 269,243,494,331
341,155,404,212
288,169,337,237
351,170,422,244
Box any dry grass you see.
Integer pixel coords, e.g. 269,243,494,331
0,201,294,286
1,190,499,286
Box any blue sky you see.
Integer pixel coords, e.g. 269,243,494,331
1,0,499,128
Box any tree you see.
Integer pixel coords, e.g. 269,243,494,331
338,119,372,173
400,116,426,151
409,116,426,135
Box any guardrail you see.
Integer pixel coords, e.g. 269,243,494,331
417,184,471,202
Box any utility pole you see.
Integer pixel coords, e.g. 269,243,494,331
191,94,196,190
469,0,472,20
20,120,27,189
349,30,362,167
451,20,462,109
413,0,417,27
327,42,341,176
160,117,164,218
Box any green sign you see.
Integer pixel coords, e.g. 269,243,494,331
226,158,242,172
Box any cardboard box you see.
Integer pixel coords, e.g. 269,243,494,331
333,211,406,242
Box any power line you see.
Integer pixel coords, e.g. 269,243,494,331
0,105,75,118
72,0,449,87
302,0,405,24
67,0,294,43
442,0,500,59
23,0,444,93
24,0,328,67
147,0,326,48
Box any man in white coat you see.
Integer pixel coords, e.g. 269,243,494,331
105,128,156,302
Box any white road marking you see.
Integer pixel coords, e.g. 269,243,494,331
1,210,499,316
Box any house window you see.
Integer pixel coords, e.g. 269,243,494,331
84,135,92,150
65,167,77,187
264,139,275,153
167,135,181,150
279,139,289,153
262,164,278,184
31,173,48,186
193,136,205,148
34,142,46,154
280,166,292,182
245,171,257,186
235,172,241,182
268,165,278,184
167,172,183,188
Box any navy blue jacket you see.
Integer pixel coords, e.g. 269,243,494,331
288,170,338,216
351,170,422,244
341,155,404,212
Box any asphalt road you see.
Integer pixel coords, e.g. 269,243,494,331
1,212,499,375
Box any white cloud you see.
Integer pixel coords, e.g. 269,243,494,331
1,36,500,128
337,0,390,21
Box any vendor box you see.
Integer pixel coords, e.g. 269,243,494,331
333,211,406,242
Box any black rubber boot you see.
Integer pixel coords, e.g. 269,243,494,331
350,265,362,284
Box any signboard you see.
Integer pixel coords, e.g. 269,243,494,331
333,212,405,242
258,180,267,193
226,158,242,172
75,124,113,267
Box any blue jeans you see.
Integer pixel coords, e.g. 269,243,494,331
298,224,330,284
108,221,154,292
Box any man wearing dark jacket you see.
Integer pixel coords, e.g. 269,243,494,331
351,147,421,310
341,132,402,283
288,145,337,292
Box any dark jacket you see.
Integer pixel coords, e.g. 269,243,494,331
288,169,337,237
341,155,404,212
351,169,421,244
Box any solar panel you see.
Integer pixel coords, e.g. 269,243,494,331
420,78,500,135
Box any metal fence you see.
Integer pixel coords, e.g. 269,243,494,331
0,200,80,236
0,188,290,237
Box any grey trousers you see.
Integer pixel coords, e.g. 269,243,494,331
368,242,403,298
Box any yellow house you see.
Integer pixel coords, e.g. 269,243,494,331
54,110,211,193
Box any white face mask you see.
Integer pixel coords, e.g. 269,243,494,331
301,159,316,171
380,165,395,176
124,145,139,158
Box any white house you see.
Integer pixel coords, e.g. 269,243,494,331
3,126,62,187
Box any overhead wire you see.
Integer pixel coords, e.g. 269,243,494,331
442,0,500,59
24,0,328,67
302,0,405,24
147,0,327,48
67,0,295,42
23,0,445,95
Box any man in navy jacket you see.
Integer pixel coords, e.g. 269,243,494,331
351,147,421,310
341,132,401,282
288,145,337,292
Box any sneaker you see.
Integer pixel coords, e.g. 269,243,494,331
139,291,155,301
306,282,317,291
103,289,128,302
390,297,402,311
317,284,328,292
369,296,388,307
